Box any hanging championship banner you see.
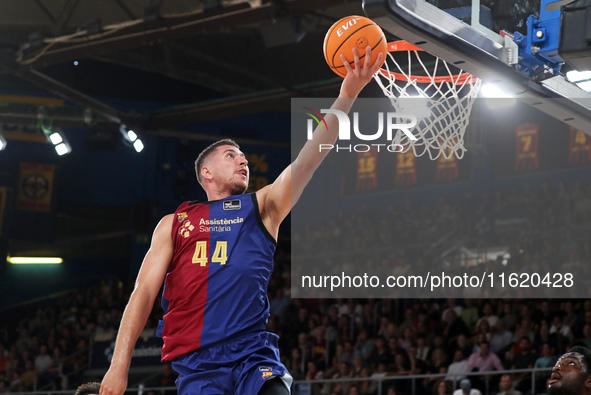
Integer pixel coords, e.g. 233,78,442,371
16,163,55,212
356,148,378,191
394,151,417,186
0,187,5,236
436,149,459,181
515,123,539,171
568,127,591,165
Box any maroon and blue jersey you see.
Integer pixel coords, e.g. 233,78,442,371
157,193,276,361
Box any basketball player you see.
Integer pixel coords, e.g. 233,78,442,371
99,47,383,395
76,382,101,395
547,346,591,395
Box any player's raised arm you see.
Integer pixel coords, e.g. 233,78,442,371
257,46,383,236
100,215,174,395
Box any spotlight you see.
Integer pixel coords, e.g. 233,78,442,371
48,132,63,145
127,130,138,142
44,128,72,156
133,140,144,152
54,142,71,156
566,70,591,92
481,83,516,108
0,133,6,151
120,124,144,153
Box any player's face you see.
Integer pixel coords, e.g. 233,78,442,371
210,145,249,195
547,353,590,395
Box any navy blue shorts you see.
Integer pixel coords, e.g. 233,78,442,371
171,332,292,395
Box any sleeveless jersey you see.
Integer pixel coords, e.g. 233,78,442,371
158,193,276,361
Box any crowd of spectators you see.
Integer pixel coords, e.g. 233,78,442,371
269,297,591,395
1,179,591,394
0,279,146,392
273,179,591,394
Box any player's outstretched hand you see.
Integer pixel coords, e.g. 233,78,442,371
99,367,127,395
339,46,383,98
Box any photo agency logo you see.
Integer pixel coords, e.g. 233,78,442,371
303,107,418,153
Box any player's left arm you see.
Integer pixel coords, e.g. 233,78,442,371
257,47,383,238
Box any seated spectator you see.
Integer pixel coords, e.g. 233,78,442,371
443,310,471,344
399,328,415,352
34,345,52,374
290,348,306,381
533,342,557,393
442,299,463,322
497,374,522,395
452,378,482,395
450,334,472,359
20,360,36,391
306,361,323,381
534,320,558,353
461,300,479,329
466,341,504,372
331,362,352,395
407,345,428,375
534,342,558,369
354,330,375,361
369,337,391,368
351,354,365,377
490,321,513,356
416,335,430,362
446,349,469,383
561,301,577,329
550,315,574,344
369,363,390,394
424,348,448,395
433,379,453,395
511,337,538,394
475,303,498,329
473,319,492,343
356,367,373,395
499,302,518,330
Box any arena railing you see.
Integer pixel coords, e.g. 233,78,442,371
6,366,553,395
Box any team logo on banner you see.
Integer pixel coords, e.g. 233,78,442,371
515,123,539,171
436,149,459,181
356,148,378,191
16,162,55,212
259,366,273,380
394,151,417,186
568,127,591,165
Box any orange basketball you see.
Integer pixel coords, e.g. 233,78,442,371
323,15,388,78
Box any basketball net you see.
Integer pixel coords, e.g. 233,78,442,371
374,41,482,160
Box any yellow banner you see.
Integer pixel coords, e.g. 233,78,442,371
2,124,48,143
436,151,459,181
16,163,55,212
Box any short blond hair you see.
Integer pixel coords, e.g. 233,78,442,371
194,139,240,187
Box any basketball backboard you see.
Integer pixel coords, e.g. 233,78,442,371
363,0,591,134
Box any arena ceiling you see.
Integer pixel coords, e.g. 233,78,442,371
0,0,369,141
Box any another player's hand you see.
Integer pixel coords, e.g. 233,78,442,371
99,367,128,395
339,46,383,98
